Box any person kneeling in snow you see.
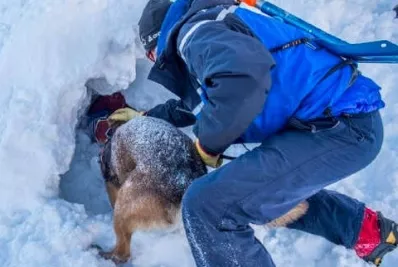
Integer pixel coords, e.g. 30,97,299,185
88,0,398,266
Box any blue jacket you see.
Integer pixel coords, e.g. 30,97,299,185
147,0,385,155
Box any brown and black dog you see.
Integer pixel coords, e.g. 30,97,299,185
96,116,308,264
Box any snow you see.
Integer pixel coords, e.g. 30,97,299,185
0,0,397,267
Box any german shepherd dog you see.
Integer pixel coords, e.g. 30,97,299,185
96,116,308,264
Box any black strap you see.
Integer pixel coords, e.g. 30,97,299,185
220,144,251,160
221,154,238,160
320,59,358,85
269,38,311,53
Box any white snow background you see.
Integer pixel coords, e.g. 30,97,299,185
0,0,397,266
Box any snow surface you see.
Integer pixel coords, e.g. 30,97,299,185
0,0,397,267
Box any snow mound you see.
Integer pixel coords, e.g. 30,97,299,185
0,0,398,267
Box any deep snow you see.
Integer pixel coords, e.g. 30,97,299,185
0,0,398,267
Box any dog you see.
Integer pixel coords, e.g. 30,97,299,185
96,116,308,264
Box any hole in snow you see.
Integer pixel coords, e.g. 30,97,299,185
57,59,197,266
58,85,112,216
59,59,174,215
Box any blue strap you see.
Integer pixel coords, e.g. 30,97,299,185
157,0,191,57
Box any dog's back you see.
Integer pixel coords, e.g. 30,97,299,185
111,116,207,204
99,116,308,263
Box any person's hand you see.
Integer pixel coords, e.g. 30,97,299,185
107,108,144,127
195,140,223,168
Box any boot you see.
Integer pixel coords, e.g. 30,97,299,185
354,208,397,266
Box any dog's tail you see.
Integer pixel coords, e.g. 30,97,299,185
265,201,309,228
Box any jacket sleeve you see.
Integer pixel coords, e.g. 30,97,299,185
179,21,275,155
145,99,196,128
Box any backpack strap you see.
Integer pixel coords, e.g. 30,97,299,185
270,38,359,100
269,37,359,118
269,38,311,53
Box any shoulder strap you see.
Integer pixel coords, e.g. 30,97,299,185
269,37,359,94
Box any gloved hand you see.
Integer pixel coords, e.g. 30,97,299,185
107,107,144,127
195,140,223,168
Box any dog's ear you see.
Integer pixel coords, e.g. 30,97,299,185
99,141,122,188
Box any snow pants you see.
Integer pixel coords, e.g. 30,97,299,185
181,110,383,267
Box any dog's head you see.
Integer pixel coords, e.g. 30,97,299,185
99,139,121,188
99,118,139,188
98,115,133,186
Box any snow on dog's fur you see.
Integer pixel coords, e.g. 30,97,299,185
96,116,308,263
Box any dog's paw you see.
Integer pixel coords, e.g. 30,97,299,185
89,244,130,264
92,245,129,265
100,251,129,265
89,244,103,251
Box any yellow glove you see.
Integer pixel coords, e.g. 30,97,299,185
107,107,144,126
195,140,223,168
